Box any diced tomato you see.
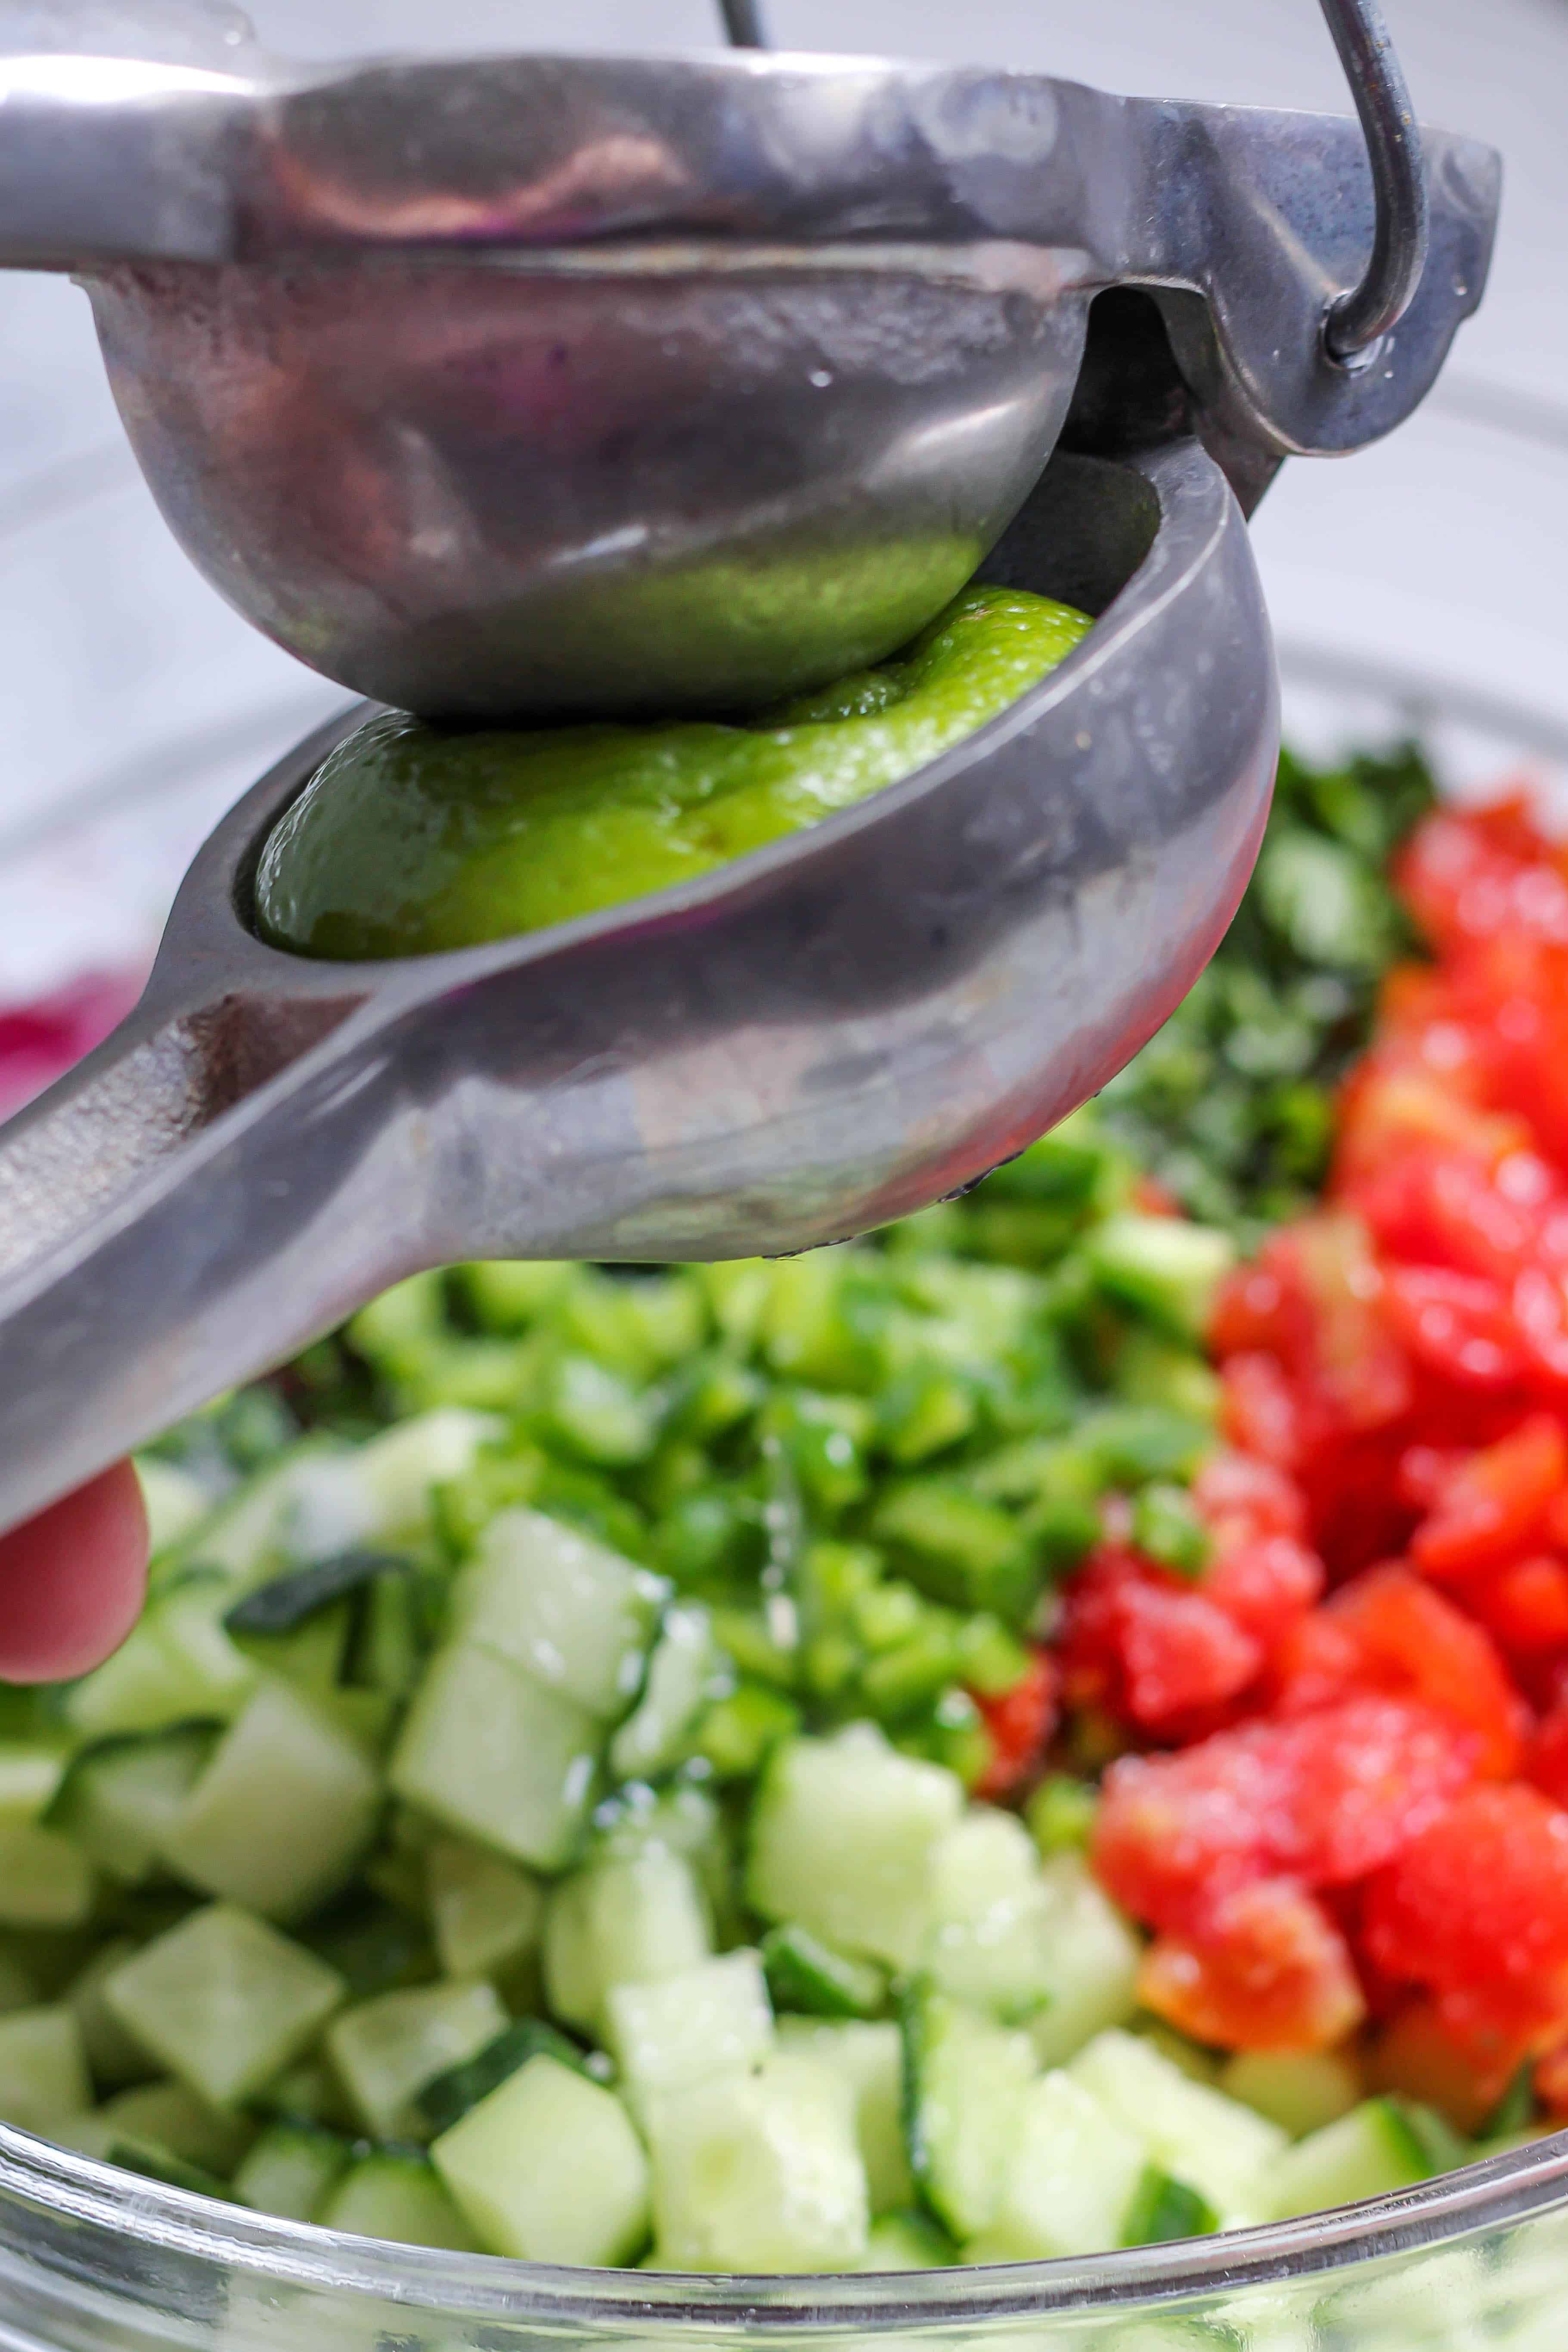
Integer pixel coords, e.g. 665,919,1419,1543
1190,1451,1310,1543
1273,1565,1525,1778
971,1652,1057,1801
1094,1727,1295,1935
1469,1556,1568,1659
1112,1578,1263,1731
1202,1531,1324,1653
1369,1997,1538,2135
1137,1878,1366,2052
1363,1782,1568,2004
1278,1694,1477,1887
1409,1415,1567,1580
1526,1700,1568,1812
1218,1351,1304,1470
1534,2036,1568,2117
1380,1264,1525,1389
1093,1695,1472,1936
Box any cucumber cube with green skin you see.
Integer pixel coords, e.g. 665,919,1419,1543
1220,2047,1363,2139
545,1846,711,2037
135,1457,210,1556
1025,1855,1144,2066
1085,1215,1236,1342
233,2122,351,2221
425,1836,545,1982
64,1940,155,2089
433,2054,650,2264
325,1980,508,2140
1068,2030,1287,2228
963,2071,1148,2261
776,2018,912,2214
0,1744,68,1825
103,1905,346,2108
0,2007,91,2132
0,1825,94,1928
1264,2097,1436,2220
861,2211,954,2271
900,1983,1036,2242
922,1810,1056,2022
452,1508,667,1720
320,2150,481,2250
609,1605,716,1781
389,1641,600,1871
761,1927,886,2024
606,1950,773,2122
99,2080,257,2175
63,1577,256,1741
54,1729,215,1887
159,1681,381,1922
747,1726,964,1971
1121,2168,1220,2245
647,2051,868,2274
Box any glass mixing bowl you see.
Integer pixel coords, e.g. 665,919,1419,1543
0,643,1562,2352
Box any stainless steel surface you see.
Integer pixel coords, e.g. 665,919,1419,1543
0,9,1497,717
0,437,1275,1529
1319,0,1429,358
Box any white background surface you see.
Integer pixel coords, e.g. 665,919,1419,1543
0,0,1564,974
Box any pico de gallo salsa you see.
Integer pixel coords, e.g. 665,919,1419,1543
2,743,1567,2266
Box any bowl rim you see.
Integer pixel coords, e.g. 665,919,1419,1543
1,2118,1566,2325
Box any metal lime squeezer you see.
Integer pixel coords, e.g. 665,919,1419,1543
0,0,1498,1527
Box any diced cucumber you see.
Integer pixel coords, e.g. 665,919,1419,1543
53,1728,215,1886
609,1604,716,1781
647,2051,868,2274
0,1946,35,2017
136,1457,211,1556
223,1552,406,1637
900,1983,1036,2241
160,1681,380,1921
761,1926,886,2022
325,1980,508,2140
775,2017,912,2213
1121,2168,1220,2246
0,1743,68,1825
544,1846,711,2037
607,1950,773,2123
388,1641,600,1871
1068,2031,1287,2228
963,2070,1147,2262
922,1811,1054,2022
108,2137,232,2202
0,2006,91,2132
433,2053,650,2264
1220,2048,1364,2139
63,1576,255,1740
232,2120,351,2221
103,1905,346,2107
415,2018,589,2136
747,1726,964,1971
64,1940,155,2089
452,1507,666,1720
0,1824,94,1928
319,2150,481,2250
1024,1855,1143,2067
861,2211,954,2271
425,1835,544,1982
248,2055,355,2132
99,2079,257,2174
1264,2097,1434,2221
